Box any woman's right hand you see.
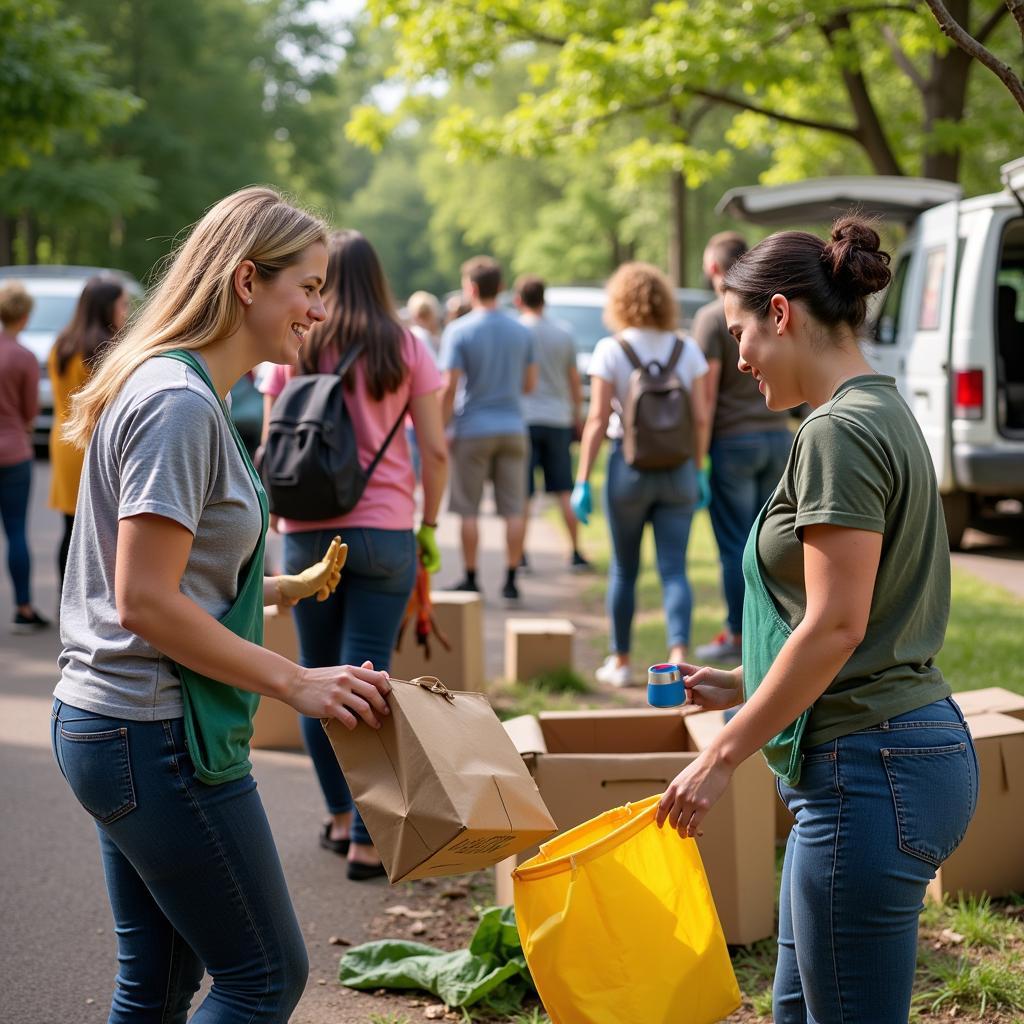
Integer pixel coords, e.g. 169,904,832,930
679,662,744,711
285,659,392,729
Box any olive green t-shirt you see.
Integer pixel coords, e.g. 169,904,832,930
757,375,951,749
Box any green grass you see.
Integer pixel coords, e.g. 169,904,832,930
528,666,592,694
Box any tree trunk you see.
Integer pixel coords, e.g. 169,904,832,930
0,218,14,266
921,0,973,181
824,13,905,176
668,169,687,286
21,213,39,264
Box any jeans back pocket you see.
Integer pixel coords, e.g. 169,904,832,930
58,720,137,825
882,741,977,867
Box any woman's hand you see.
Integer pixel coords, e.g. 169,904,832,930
678,661,743,711
274,536,346,606
656,749,734,838
285,659,391,729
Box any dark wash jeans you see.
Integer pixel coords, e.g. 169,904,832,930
51,699,308,1023
774,697,978,1023
283,527,416,847
708,430,792,635
0,457,32,606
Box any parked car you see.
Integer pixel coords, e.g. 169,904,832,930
717,160,1024,547
0,265,142,446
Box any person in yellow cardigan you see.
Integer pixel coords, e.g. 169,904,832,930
49,276,130,581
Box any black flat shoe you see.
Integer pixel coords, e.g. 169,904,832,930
319,822,350,857
346,860,388,881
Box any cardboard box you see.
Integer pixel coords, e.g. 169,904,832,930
496,708,776,946
251,605,304,751
950,687,1024,722
390,591,486,692
928,712,1024,901
504,617,575,683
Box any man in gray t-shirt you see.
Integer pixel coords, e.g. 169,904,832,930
693,232,792,662
515,274,590,572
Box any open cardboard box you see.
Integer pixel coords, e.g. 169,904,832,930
251,605,303,751
929,711,1024,901
497,708,777,946
950,687,1024,722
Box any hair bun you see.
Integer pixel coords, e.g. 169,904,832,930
822,216,891,296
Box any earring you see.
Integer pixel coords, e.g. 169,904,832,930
246,298,253,305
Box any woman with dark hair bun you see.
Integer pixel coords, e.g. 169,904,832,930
49,275,129,582
655,217,978,1022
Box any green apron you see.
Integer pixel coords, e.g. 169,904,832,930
740,500,811,786
162,350,269,785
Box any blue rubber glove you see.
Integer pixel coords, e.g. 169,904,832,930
571,481,592,525
696,468,711,511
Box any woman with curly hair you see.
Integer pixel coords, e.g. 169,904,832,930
572,262,710,687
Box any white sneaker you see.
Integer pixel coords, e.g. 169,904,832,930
595,656,632,688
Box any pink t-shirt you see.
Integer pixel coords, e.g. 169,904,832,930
0,331,39,467
260,330,441,533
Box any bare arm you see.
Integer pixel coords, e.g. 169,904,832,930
115,514,391,728
658,523,882,833
689,369,711,467
410,388,448,524
575,375,613,483
568,363,583,427
523,362,538,395
441,368,460,426
704,359,721,438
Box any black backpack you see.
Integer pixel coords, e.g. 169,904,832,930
260,345,408,520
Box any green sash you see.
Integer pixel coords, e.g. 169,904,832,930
162,350,269,785
740,501,811,786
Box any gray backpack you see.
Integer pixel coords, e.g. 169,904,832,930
617,334,694,470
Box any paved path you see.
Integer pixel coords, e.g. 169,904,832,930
2,460,1020,1023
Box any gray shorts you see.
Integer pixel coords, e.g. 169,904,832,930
449,433,528,517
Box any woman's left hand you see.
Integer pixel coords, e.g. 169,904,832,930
656,749,735,839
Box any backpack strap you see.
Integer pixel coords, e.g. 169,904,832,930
667,334,685,371
616,335,644,372
331,343,364,378
365,401,411,479
617,333,685,375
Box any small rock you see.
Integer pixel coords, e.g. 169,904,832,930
328,935,352,946
407,999,425,1007
317,979,327,986
85,999,95,1006
939,928,965,945
410,920,427,936
373,989,387,997
385,904,436,920
420,878,437,887
424,1006,446,1020
96,928,105,935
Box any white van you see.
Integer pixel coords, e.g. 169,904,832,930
717,161,1024,548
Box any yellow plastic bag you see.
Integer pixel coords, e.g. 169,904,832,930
513,794,741,1024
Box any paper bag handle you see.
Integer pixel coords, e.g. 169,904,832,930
406,675,456,704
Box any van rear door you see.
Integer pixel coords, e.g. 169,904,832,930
901,200,960,486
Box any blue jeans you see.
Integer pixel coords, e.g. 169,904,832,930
51,699,308,1023
774,698,978,1023
709,431,791,634
284,527,417,847
0,458,32,606
604,444,697,653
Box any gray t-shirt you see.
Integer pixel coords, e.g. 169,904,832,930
54,354,263,721
692,297,790,438
519,313,576,428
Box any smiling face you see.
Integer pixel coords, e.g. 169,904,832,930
724,290,804,412
246,241,328,364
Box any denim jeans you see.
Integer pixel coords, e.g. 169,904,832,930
51,699,308,1024
774,697,978,1023
0,458,32,606
284,527,416,847
604,444,697,653
709,431,791,634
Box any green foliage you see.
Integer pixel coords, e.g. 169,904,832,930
528,667,591,695
0,0,140,171
918,953,1024,1016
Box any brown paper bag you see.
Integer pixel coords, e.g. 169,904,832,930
322,676,556,882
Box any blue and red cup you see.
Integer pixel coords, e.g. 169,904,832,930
647,663,687,708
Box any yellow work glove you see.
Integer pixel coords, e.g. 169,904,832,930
275,537,347,606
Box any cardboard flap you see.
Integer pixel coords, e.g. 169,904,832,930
503,714,548,755
684,711,728,752
537,709,690,754
965,712,1024,741
953,689,1024,718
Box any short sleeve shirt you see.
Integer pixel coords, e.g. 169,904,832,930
757,375,951,748
587,328,708,440
55,354,263,721
692,298,790,438
519,313,576,428
260,329,442,533
439,309,535,438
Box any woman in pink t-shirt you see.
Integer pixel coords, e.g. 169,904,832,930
261,230,447,879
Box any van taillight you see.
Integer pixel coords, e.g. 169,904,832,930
953,369,983,420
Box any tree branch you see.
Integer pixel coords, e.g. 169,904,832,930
479,10,567,48
881,24,927,92
997,0,1022,39
923,0,1024,112
687,88,861,138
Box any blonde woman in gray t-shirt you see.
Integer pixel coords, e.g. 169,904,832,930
51,188,392,1024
